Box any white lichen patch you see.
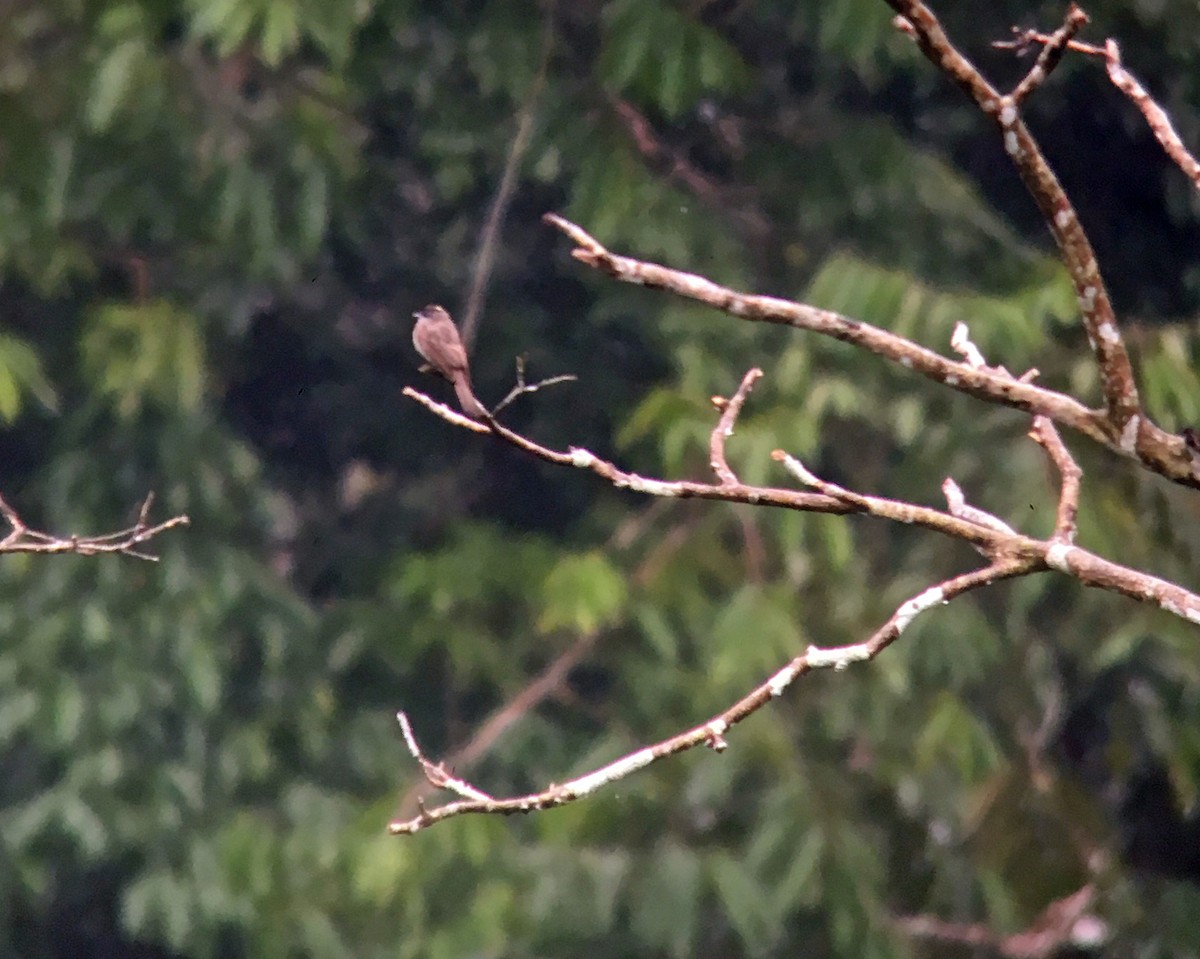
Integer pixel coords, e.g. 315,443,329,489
569,448,597,468
622,475,682,497
1097,321,1121,345
895,586,945,634
1119,415,1140,454
1045,542,1075,571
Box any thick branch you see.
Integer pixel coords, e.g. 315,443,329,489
542,213,1196,489
886,1,1141,436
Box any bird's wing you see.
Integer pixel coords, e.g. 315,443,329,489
429,322,470,374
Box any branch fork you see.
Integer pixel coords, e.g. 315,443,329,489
394,0,1200,837
0,491,188,560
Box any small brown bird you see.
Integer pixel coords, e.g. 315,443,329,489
411,304,488,419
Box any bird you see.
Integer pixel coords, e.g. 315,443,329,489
411,304,489,419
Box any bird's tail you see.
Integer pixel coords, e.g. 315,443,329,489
453,373,489,420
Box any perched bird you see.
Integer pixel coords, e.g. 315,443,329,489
411,304,488,419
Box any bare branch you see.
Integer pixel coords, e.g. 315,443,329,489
897,883,1103,958
394,628,600,817
1102,40,1200,191
404,385,853,515
400,349,1200,838
542,212,1195,489
392,2,1200,846
941,477,1017,536
1009,4,1089,106
394,490,721,821
995,28,1200,191
709,367,762,486
396,712,495,803
405,385,1200,633
1029,416,1082,541
949,320,987,369
0,492,188,560
389,564,1017,835
886,1,1142,438
771,449,1019,553
490,355,577,416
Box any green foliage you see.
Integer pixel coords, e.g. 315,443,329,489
81,301,208,416
805,250,1076,363
538,551,628,635
599,0,749,119
0,333,57,422
1140,326,1200,428
808,0,910,77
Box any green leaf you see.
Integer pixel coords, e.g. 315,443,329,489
915,690,1002,782
43,136,75,224
81,300,207,417
260,0,301,67
0,333,58,421
538,551,628,635
598,0,655,93
87,41,142,131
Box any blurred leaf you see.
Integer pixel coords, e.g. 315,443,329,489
43,136,75,223
87,41,143,131
261,0,301,67
915,690,1002,782
710,852,780,956
538,551,628,635
599,0,747,117
0,332,57,421
628,842,701,957
80,300,207,417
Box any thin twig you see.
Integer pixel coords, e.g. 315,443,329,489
490,355,577,416
1009,4,1089,106
941,478,1017,536
994,27,1200,191
393,628,601,819
1029,416,1082,542
1103,39,1200,191
709,368,763,486
0,492,189,560
404,385,854,516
